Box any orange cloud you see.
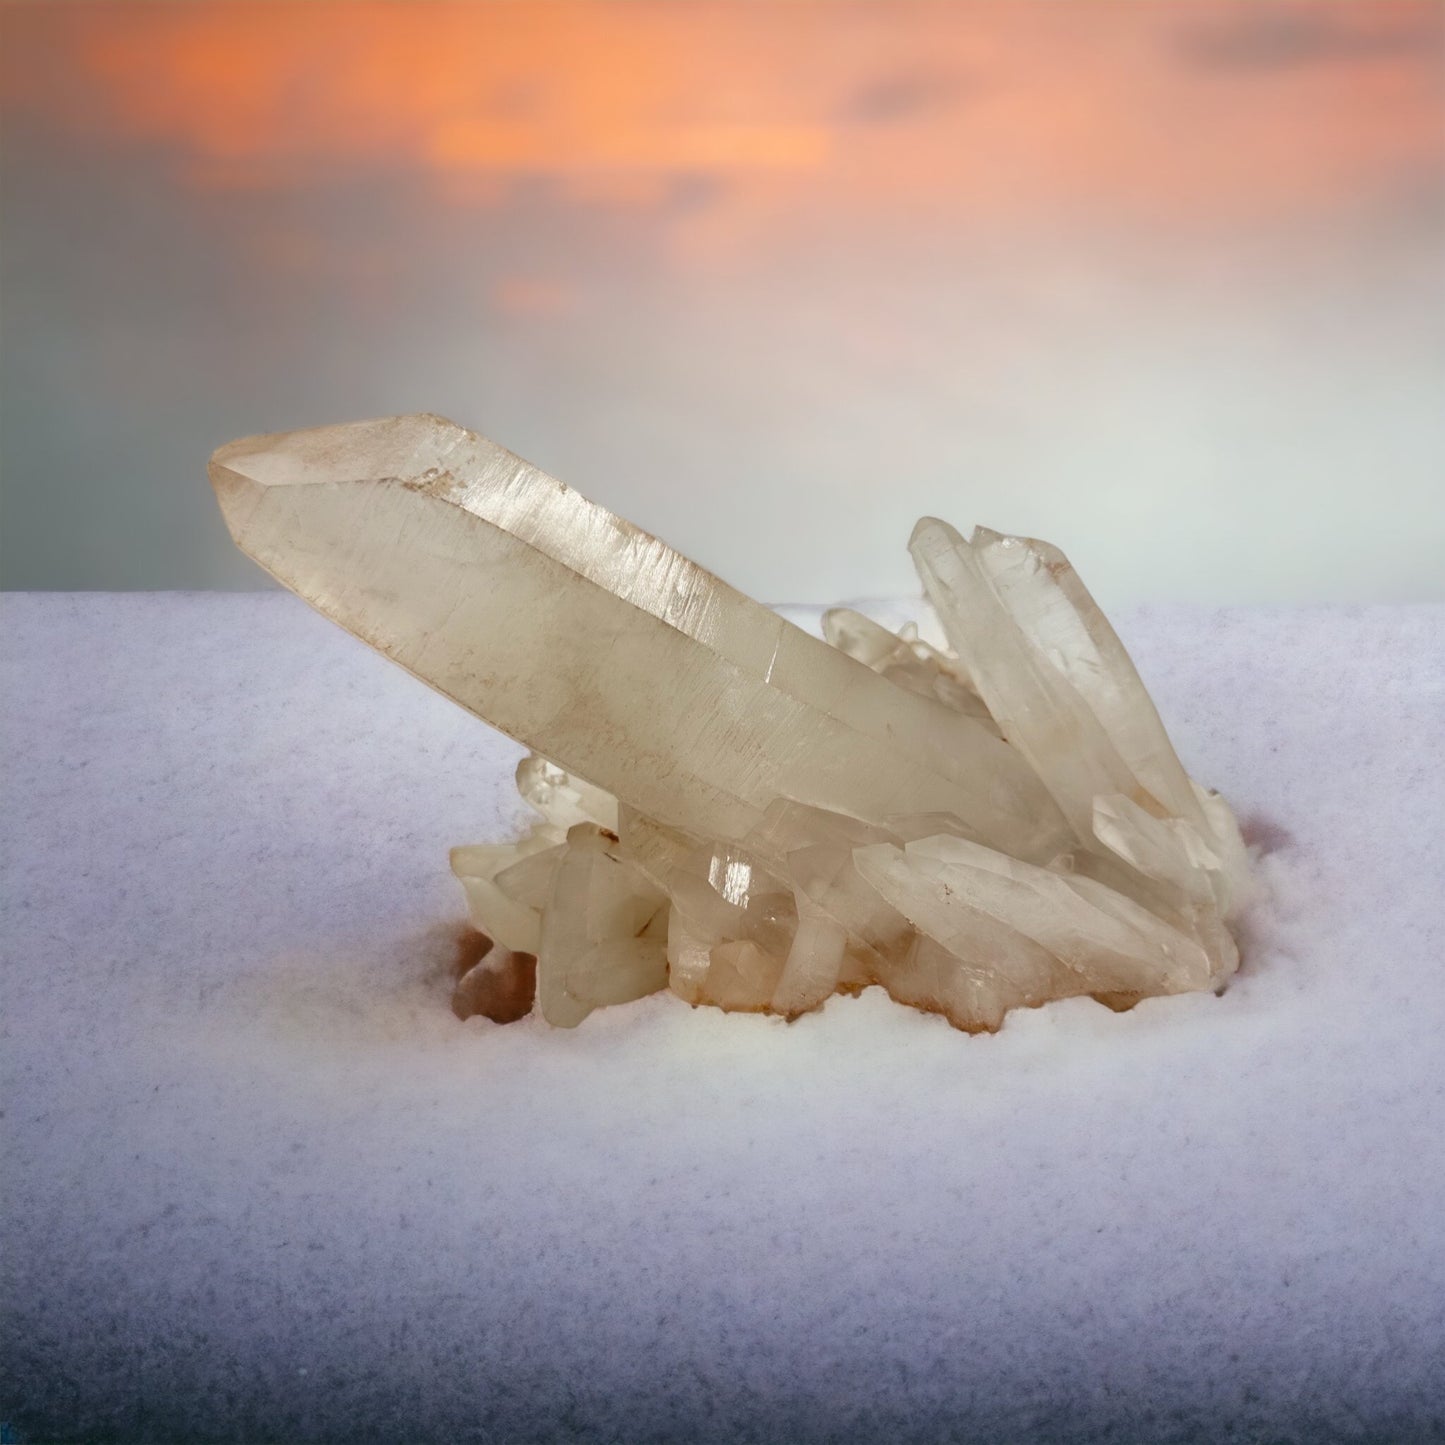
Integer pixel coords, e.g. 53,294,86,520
427,119,827,174
2,0,1439,230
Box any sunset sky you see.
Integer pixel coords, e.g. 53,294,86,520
2,2,1441,599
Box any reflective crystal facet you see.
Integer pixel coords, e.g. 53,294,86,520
213,413,1252,1033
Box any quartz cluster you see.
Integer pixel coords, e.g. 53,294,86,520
212,413,1252,1033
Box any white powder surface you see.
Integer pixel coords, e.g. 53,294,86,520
3,593,1442,1444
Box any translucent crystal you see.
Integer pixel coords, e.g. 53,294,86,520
212,414,1253,1033
536,824,667,1027
211,414,1065,860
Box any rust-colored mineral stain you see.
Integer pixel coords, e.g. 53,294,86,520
1092,990,1144,1014
451,928,537,1023
450,925,495,980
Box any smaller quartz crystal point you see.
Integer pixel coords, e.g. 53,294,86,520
212,414,1253,1034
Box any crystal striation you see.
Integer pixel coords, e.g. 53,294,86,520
212,413,1253,1033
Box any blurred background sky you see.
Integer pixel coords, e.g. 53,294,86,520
1,0,1441,602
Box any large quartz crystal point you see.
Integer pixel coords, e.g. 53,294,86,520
211,414,1067,860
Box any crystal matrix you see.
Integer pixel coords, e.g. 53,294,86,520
211,413,1252,1032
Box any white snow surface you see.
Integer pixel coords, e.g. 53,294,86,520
2,592,1443,1445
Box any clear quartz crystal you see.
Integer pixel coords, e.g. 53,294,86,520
213,413,1253,1033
